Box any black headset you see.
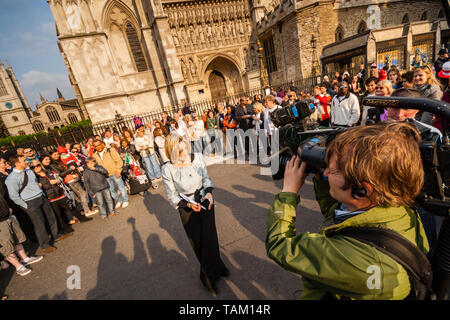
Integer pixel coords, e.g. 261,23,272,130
351,186,367,199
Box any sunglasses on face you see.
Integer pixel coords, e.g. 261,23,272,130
30,164,41,169
339,86,348,89
71,150,78,153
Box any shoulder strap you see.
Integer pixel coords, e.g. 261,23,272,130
325,226,433,300
19,170,29,195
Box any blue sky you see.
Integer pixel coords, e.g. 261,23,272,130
0,0,74,109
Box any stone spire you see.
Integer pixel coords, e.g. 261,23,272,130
57,88,65,101
40,93,46,103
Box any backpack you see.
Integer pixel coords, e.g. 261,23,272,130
325,226,435,300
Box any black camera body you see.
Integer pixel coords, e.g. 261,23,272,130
272,96,450,216
270,100,316,129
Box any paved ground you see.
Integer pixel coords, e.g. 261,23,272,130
0,157,324,300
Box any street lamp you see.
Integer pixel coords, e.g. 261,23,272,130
257,40,269,89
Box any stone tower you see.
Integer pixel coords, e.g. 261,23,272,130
45,0,187,124
0,60,34,136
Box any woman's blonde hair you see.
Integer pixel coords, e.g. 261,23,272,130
413,65,443,88
377,79,394,96
164,133,183,162
253,102,264,113
325,122,423,207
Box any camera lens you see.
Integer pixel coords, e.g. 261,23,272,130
272,150,293,180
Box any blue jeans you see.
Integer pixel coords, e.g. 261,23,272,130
95,188,114,218
107,174,129,203
142,154,161,180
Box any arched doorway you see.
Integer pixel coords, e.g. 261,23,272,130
209,71,227,100
205,56,243,100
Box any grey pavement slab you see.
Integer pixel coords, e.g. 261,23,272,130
0,161,324,300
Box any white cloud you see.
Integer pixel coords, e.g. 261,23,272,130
20,70,75,108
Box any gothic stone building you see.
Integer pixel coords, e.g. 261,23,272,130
0,59,86,137
256,0,449,83
31,89,86,133
46,0,449,124
0,60,34,136
46,0,264,124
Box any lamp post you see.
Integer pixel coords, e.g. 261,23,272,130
311,34,321,79
257,40,269,89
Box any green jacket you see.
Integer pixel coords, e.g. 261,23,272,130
266,177,429,300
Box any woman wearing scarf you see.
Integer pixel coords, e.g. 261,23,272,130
161,134,228,296
413,65,443,124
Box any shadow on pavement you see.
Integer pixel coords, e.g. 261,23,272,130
143,193,198,269
214,185,273,242
224,250,302,300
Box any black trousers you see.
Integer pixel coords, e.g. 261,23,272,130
50,198,75,234
24,196,60,249
178,206,227,284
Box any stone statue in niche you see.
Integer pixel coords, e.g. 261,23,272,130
206,25,213,42
198,25,205,43
189,25,197,44
171,28,180,46
215,22,222,39
181,59,189,79
189,58,197,78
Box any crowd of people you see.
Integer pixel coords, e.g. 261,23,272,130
0,49,449,299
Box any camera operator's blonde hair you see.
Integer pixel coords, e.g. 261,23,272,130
325,122,424,207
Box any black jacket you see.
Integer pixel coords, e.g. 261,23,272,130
83,165,109,196
0,180,11,222
37,173,64,201
234,104,253,131
49,159,77,179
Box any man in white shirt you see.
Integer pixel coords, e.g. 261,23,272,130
103,128,114,148
330,82,361,127
263,95,281,137
173,112,186,133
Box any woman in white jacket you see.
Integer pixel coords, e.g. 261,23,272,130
193,114,207,153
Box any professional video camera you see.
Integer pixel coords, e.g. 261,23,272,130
271,96,450,215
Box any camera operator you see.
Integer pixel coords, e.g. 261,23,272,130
266,122,429,300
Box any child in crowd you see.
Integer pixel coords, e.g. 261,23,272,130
83,157,115,221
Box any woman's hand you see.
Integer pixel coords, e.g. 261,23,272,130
50,179,58,185
189,202,202,212
203,192,214,210
281,155,308,194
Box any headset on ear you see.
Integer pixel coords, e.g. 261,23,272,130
351,186,367,199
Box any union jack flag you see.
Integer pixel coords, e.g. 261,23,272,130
133,116,143,130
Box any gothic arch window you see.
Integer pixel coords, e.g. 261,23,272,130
46,106,61,123
402,14,410,24
438,9,444,19
68,113,78,124
125,22,148,72
12,116,18,122
33,120,44,132
335,25,344,42
0,78,7,96
105,2,149,74
421,12,428,21
18,131,25,136
357,21,367,34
